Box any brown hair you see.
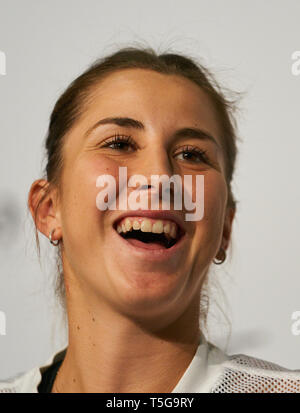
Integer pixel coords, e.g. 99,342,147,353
33,45,240,322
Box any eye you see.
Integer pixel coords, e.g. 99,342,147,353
101,134,137,152
174,145,209,164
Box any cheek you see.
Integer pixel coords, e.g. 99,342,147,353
204,174,228,224
182,173,228,293
60,156,120,241
192,173,228,254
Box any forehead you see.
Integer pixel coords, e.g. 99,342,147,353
83,68,221,141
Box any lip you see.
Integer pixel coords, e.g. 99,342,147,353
112,210,187,234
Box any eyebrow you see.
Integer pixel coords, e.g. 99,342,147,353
86,116,219,148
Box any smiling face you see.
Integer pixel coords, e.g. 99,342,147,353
52,68,234,324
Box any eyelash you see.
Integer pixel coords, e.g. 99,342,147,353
102,134,137,150
174,145,209,164
101,134,209,164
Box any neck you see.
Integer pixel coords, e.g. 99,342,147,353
53,280,202,393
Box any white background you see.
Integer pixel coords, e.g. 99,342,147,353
0,0,299,379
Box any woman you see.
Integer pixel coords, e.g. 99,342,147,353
1,46,299,393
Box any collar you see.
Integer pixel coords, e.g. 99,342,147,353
0,334,227,393
171,333,228,393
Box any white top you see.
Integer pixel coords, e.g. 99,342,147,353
1,335,300,393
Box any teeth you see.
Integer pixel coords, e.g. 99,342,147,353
163,222,177,239
152,220,164,233
124,218,132,231
170,223,177,239
116,217,179,239
132,220,141,230
140,219,152,232
163,222,171,235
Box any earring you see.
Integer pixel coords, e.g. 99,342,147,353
213,247,226,265
49,229,59,246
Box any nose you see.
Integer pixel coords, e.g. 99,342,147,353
132,148,176,203
137,144,174,179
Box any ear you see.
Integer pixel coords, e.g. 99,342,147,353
28,179,62,243
218,205,236,255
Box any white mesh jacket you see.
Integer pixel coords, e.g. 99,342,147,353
1,335,300,393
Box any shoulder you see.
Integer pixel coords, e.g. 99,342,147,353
0,348,67,393
210,350,300,393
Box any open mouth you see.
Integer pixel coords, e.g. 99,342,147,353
113,216,185,250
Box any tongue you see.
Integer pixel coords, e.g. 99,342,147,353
126,238,166,250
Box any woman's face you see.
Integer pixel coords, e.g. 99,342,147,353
55,68,234,323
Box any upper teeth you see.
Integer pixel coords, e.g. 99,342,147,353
116,217,178,239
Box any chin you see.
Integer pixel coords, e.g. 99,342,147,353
109,267,186,313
